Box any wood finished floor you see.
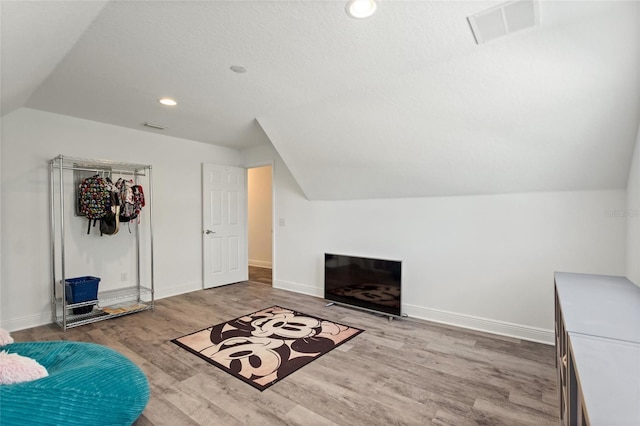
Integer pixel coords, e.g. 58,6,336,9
12,280,558,426
249,265,272,285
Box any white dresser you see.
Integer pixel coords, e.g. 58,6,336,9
554,272,640,425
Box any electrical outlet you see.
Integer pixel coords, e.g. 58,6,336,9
120,272,127,281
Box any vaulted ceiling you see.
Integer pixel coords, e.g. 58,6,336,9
2,1,639,200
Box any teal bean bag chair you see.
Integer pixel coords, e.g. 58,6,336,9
0,341,149,425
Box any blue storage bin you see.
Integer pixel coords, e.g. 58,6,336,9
65,276,100,314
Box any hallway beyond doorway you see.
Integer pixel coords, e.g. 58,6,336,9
249,266,271,285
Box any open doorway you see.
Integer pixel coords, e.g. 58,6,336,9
247,165,273,285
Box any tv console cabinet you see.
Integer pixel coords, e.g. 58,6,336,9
554,272,640,425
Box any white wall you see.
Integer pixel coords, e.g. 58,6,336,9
627,123,640,285
248,165,272,268
2,110,631,339
242,144,627,344
1,108,241,331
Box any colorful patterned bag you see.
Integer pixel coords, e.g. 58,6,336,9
78,175,117,235
115,178,144,225
115,178,136,222
131,184,145,220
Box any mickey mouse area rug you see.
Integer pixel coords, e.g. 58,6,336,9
171,306,364,391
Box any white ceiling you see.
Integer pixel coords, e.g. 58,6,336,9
2,1,639,200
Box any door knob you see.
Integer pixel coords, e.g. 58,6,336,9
204,229,216,235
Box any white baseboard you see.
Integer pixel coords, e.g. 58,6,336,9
403,303,555,345
273,279,323,298
270,282,553,344
154,280,202,300
1,281,203,332
249,259,272,269
1,311,53,332
2,281,554,345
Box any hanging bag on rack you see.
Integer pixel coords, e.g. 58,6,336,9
131,184,145,222
99,178,120,236
78,175,112,234
116,178,136,222
78,175,120,235
115,178,144,232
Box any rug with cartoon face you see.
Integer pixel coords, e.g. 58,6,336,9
172,306,364,391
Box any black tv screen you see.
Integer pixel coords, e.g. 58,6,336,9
324,253,402,317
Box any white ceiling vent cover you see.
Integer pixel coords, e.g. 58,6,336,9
143,122,167,130
468,0,539,44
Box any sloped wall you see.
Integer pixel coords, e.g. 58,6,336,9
242,145,627,344
0,108,241,331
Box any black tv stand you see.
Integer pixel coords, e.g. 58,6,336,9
325,299,404,323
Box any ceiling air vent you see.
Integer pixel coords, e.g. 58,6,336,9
143,122,167,130
467,0,539,44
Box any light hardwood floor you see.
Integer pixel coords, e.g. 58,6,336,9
12,280,558,425
249,266,272,285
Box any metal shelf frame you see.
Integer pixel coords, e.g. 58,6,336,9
49,155,155,330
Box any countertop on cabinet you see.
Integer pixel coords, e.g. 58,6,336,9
554,272,640,344
568,332,640,425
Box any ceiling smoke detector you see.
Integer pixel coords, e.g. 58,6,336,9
230,65,247,73
467,0,539,44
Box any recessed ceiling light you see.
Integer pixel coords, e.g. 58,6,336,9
346,0,377,19
158,98,177,106
230,65,247,74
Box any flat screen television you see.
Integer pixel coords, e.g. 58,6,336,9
324,253,402,317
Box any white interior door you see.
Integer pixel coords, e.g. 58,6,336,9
202,164,248,288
